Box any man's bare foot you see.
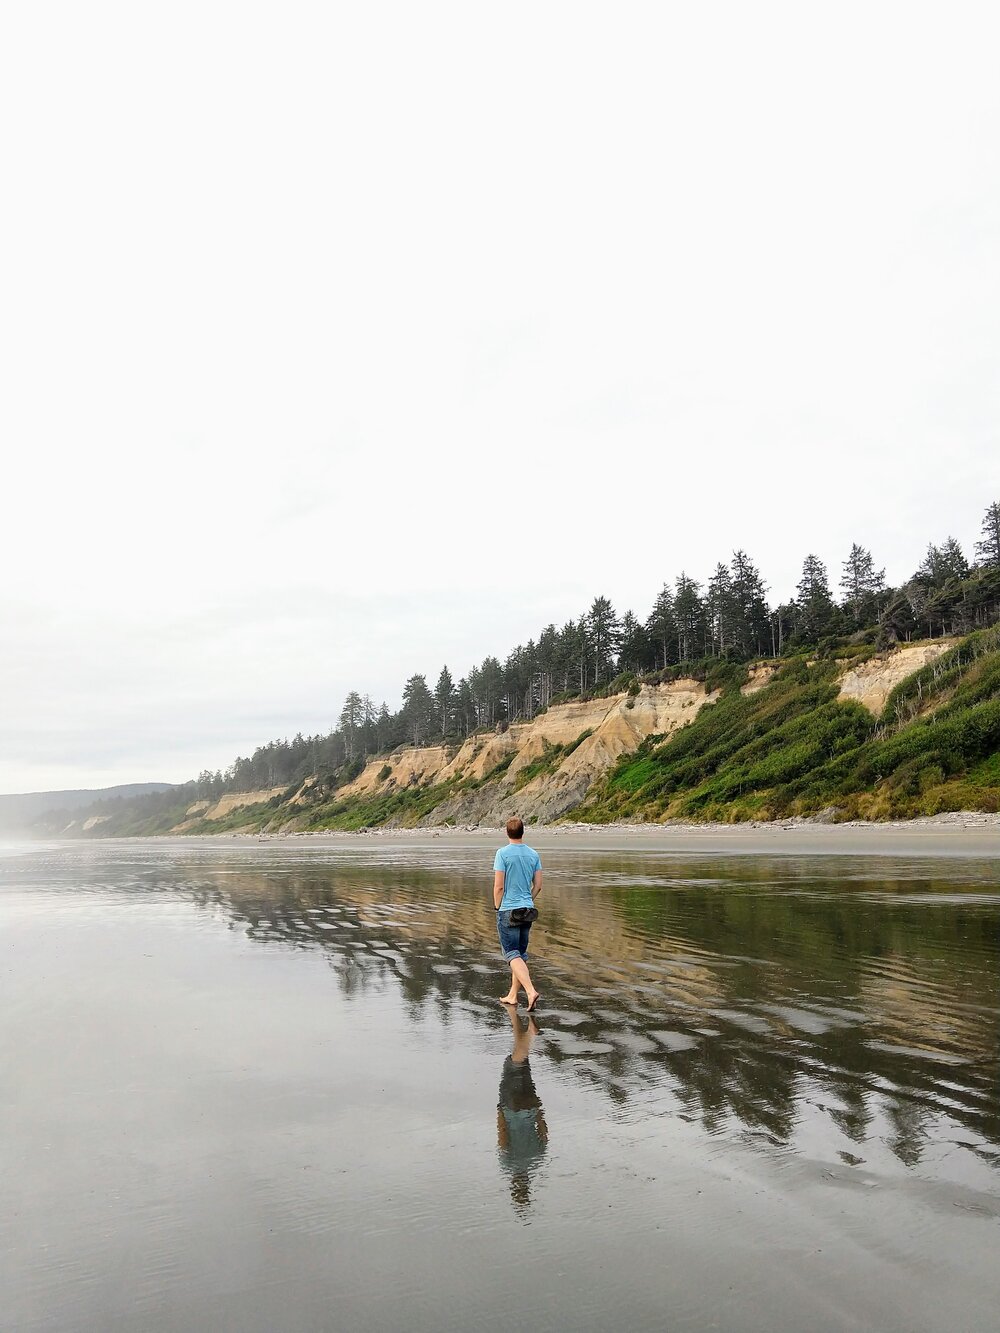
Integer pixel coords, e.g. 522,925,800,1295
498,995,519,1005
526,991,540,1012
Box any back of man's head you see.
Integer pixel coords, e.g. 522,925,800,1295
506,816,524,840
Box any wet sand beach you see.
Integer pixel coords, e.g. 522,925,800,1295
2,834,998,1331
247,814,1000,859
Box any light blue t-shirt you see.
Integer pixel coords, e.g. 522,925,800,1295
494,843,541,910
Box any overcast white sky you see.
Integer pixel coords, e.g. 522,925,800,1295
2,2,999,792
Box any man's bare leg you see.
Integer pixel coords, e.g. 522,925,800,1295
508,956,539,1011
499,958,519,1004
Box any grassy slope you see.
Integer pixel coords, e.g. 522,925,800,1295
575,628,1000,823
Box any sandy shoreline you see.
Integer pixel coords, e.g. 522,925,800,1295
196,813,1000,859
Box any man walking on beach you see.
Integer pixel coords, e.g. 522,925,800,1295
494,817,542,1011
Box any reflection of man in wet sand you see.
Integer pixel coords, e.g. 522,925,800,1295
497,1006,548,1213
494,817,542,1010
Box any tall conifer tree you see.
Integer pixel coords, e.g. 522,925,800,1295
840,543,885,627
796,554,836,642
975,500,1000,568
587,596,619,684
434,667,454,738
674,573,704,661
646,584,677,669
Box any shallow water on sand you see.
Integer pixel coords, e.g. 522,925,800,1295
2,837,998,1332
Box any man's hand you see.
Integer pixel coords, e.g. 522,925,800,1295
493,870,505,910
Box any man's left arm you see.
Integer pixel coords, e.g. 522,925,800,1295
493,870,505,909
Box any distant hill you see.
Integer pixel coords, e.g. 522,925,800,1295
0,783,177,832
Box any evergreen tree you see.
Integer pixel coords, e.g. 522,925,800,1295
938,535,969,582
796,554,836,642
376,702,392,751
569,617,590,693
918,537,969,586
502,646,530,721
401,674,434,745
339,691,364,760
707,563,734,656
477,656,504,726
587,596,619,684
361,695,377,756
455,678,476,735
645,583,677,669
434,666,454,738
520,639,541,718
974,500,1000,568
536,624,559,709
773,601,797,655
551,622,580,695
729,550,770,656
617,611,652,674
840,543,886,628
674,572,704,661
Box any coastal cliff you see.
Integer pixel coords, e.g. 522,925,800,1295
97,633,999,835
47,630,1000,838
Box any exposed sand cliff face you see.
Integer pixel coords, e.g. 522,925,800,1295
203,789,286,820
836,641,954,715
344,746,452,795
513,680,711,823
169,788,287,833
335,679,714,825
741,662,778,695
340,695,620,800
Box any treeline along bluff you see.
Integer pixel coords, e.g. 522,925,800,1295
44,502,1000,834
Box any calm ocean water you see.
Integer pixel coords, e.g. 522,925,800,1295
2,836,998,1331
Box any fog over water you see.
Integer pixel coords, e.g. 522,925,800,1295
2,838,998,1331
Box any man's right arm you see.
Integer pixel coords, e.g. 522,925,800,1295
493,849,506,909
532,867,543,901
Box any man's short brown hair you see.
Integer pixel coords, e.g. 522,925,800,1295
506,817,524,840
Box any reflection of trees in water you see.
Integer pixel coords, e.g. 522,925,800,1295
174,857,1000,1165
885,1097,931,1169
824,1069,874,1145
676,1037,797,1142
